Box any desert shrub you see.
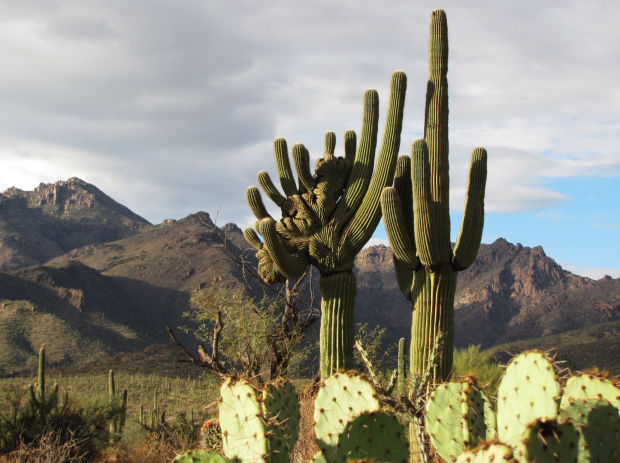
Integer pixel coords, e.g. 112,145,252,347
0,385,122,460
452,344,503,394
0,430,87,463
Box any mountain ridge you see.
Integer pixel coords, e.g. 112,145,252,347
0,178,618,376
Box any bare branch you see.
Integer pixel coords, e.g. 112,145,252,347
166,326,226,376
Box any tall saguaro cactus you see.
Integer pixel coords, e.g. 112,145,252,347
245,71,407,378
381,10,487,384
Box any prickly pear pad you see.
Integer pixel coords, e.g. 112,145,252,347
219,377,267,461
560,399,620,463
425,379,489,462
313,373,380,461
481,388,497,440
496,351,560,448
454,443,516,463
261,378,300,460
425,381,469,461
560,374,620,411
336,411,408,462
521,419,579,463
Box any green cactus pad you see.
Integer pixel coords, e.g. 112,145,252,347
218,377,267,462
314,373,380,461
455,443,516,463
481,388,497,440
560,373,620,411
261,378,300,460
310,451,327,463
336,411,408,463
425,378,491,462
496,351,560,449
173,450,231,462
560,399,620,462
521,419,579,463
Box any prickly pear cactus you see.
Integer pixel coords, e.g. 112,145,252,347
559,399,620,462
218,377,267,461
455,442,516,463
560,373,620,411
261,378,300,459
336,411,408,462
314,372,380,461
520,419,580,462
496,351,560,449
425,378,493,462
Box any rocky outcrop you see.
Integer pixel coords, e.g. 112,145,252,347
0,178,151,271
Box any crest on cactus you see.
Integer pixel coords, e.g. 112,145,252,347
245,71,407,378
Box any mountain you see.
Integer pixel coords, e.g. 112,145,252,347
0,179,618,376
0,178,150,271
354,242,619,349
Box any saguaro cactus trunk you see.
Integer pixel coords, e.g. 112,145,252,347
245,72,407,378
381,10,487,461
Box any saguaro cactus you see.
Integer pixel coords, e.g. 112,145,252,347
245,71,406,378
381,9,487,383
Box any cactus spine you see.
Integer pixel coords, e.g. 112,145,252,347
246,72,406,378
381,9,487,383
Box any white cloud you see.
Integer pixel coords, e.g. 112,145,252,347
0,0,618,228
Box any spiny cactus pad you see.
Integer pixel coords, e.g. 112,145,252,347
560,373,620,411
314,373,380,461
496,351,560,449
218,377,267,461
559,399,620,462
454,443,516,463
336,411,408,462
521,419,579,462
261,378,300,460
425,378,491,461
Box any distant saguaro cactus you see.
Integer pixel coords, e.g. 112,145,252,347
381,9,487,384
245,71,407,378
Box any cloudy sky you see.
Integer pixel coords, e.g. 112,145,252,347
1,0,618,278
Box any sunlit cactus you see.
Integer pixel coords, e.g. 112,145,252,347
381,9,487,384
245,72,407,378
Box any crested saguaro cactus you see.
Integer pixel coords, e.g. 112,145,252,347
245,71,406,378
381,9,487,383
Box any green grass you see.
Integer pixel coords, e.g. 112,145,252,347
0,371,221,428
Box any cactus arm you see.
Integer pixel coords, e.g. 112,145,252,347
292,143,315,192
424,9,452,264
394,155,415,244
343,70,407,254
412,139,442,269
453,147,487,270
323,131,336,159
245,186,271,220
37,346,45,402
273,138,298,196
257,170,287,207
381,188,418,268
257,218,309,279
243,227,263,250
344,129,356,164
333,89,379,224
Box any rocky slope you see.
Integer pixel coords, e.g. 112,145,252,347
0,179,618,375
0,178,150,271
